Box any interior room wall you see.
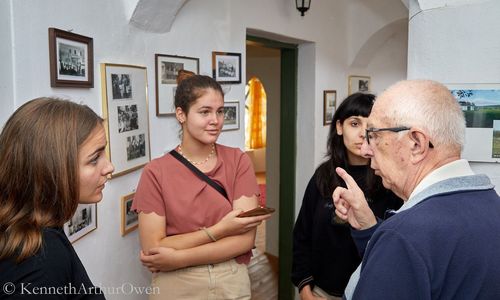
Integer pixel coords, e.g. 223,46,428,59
407,0,500,192
1,0,410,299
0,0,14,121
347,23,408,96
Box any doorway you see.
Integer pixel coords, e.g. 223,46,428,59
246,35,297,300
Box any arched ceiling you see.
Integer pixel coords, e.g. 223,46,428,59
350,18,408,68
129,0,187,33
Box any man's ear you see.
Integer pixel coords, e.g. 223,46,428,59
409,129,432,163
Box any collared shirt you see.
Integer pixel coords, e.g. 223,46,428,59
398,159,474,213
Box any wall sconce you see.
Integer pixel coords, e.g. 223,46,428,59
296,0,311,17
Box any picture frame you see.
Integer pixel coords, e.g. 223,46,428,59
155,54,199,115
64,203,97,243
101,63,151,178
212,52,241,84
222,101,240,131
48,28,93,88
121,192,139,236
446,83,500,163
323,90,337,126
348,75,371,95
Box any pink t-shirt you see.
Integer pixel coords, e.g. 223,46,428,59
132,144,259,264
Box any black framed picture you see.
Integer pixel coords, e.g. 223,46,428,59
212,52,241,84
48,28,93,88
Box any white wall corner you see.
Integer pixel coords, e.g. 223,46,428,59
129,0,188,33
415,0,492,11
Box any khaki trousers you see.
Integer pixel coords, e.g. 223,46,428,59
149,259,251,300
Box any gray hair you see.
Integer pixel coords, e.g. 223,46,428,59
380,80,465,151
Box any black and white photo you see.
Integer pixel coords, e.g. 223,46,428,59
348,75,371,95
121,192,139,236
222,101,240,131
224,106,237,125
358,80,369,92
218,60,236,78
212,52,241,84
64,204,97,243
117,105,139,133
156,54,199,115
126,133,146,161
111,74,133,99
49,28,93,87
58,43,86,77
161,61,184,84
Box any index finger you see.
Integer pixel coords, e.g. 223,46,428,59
335,167,359,190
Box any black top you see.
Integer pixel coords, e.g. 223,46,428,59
291,165,402,297
0,228,105,299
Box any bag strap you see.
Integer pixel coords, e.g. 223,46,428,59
170,150,229,200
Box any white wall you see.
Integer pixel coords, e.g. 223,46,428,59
314,0,409,171
0,0,14,121
348,22,408,96
1,0,409,299
407,0,500,192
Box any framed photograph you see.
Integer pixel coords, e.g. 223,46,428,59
222,101,240,131
121,192,139,236
64,203,97,243
212,52,241,84
155,54,199,115
101,63,151,178
48,28,93,88
446,83,500,163
348,75,371,95
323,90,337,126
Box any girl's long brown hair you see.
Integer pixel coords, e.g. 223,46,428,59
0,98,103,262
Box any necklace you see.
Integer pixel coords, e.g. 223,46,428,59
177,143,215,165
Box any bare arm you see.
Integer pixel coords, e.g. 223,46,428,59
138,195,270,252
140,194,272,272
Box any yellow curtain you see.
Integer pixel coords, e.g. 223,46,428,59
245,77,267,149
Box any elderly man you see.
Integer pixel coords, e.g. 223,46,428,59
333,80,500,299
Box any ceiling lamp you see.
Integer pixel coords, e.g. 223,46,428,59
296,0,311,17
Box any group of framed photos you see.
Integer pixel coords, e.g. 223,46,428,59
63,192,138,243
48,28,243,242
154,52,241,130
323,75,371,126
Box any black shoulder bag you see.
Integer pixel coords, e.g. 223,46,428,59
169,150,228,200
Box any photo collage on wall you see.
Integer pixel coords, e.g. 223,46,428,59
49,28,250,242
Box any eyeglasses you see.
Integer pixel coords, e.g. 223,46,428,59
365,126,434,148
365,126,411,144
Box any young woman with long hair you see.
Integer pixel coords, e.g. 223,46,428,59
292,93,402,300
0,98,114,299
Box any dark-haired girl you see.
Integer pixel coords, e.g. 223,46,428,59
292,93,402,300
133,73,271,299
